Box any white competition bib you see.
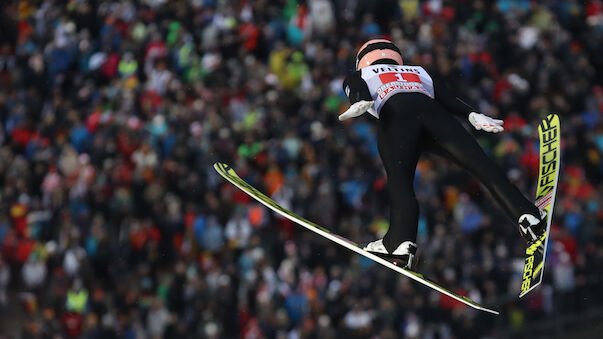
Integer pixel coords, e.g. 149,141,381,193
360,65,435,117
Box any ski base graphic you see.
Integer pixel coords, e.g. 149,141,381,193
519,114,561,297
214,162,499,315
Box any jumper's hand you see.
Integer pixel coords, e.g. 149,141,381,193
339,100,374,121
468,112,504,133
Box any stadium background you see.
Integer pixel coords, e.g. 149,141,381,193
0,0,602,338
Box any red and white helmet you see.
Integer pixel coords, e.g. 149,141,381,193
356,39,403,70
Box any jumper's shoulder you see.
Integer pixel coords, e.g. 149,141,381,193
342,70,362,88
343,70,371,103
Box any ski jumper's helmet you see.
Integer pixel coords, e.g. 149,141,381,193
356,39,403,70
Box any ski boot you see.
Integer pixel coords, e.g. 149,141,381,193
363,239,417,269
518,210,547,244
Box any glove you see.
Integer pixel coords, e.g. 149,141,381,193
468,112,504,133
339,100,374,121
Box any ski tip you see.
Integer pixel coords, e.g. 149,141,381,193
214,162,233,174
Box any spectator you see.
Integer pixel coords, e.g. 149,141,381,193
0,254,10,306
146,298,171,339
343,303,373,333
225,208,252,249
201,216,225,253
21,253,46,290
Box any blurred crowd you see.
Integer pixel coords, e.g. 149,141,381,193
0,0,602,338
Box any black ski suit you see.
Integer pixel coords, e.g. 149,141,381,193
342,67,541,253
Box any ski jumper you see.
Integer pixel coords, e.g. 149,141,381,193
343,64,541,253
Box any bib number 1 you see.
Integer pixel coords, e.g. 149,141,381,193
379,72,421,84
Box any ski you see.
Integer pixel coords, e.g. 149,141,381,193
519,113,562,297
214,162,499,315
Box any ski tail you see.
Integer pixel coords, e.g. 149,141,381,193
519,113,561,297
